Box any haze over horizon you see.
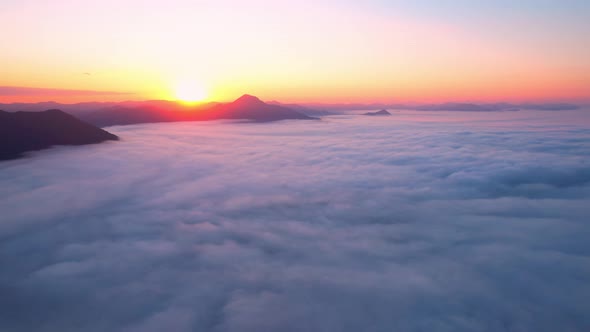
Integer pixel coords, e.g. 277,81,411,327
1,0,589,104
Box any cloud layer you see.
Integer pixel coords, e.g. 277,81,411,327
1,110,590,332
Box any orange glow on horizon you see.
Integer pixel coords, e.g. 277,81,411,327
0,1,588,105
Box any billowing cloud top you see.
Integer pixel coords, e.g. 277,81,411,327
1,109,589,331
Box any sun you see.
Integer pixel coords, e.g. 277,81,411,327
175,81,208,103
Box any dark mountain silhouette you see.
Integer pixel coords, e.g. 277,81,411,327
202,95,315,122
0,109,118,161
75,95,315,127
0,101,118,115
364,109,392,116
0,100,579,128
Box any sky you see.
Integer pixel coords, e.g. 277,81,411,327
1,110,589,331
0,0,589,103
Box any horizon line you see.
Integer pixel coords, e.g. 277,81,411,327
0,86,589,106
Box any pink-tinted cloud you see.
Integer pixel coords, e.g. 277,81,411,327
1,110,589,331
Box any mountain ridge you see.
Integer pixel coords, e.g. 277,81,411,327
0,109,118,161
76,94,315,127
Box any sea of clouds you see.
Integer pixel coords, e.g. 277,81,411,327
1,110,589,331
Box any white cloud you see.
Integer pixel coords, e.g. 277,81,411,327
1,110,589,331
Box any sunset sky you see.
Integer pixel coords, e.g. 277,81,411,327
1,0,589,103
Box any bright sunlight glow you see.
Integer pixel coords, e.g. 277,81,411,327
175,81,208,102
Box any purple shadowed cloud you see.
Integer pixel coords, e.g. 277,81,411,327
0,110,589,332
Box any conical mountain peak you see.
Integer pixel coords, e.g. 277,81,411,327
234,94,264,104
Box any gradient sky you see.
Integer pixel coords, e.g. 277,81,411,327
1,0,589,103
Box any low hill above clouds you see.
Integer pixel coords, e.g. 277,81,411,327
364,110,392,116
0,109,118,160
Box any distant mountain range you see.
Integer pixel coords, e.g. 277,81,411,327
0,109,118,161
81,95,315,127
270,102,580,113
0,95,583,161
0,94,315,127
0,96,581,129
0,95,315,161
